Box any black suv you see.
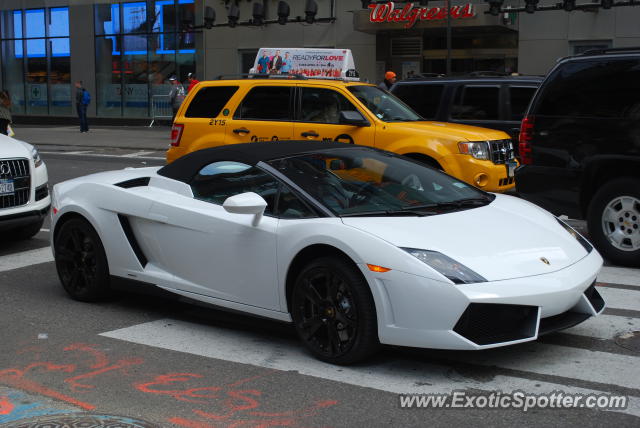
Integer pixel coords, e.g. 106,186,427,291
515,48,640,266
390,73,542,145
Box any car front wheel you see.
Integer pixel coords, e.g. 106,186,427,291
291,256,379,365
587,178,640,267
54,217,111,302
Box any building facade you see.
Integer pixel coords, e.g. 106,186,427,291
0,0,638,121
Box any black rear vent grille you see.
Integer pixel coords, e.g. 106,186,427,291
118,214,148,268
115,177,151,189
0,158,30,209
454,303,538,345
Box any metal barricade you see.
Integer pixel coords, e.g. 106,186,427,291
149,94,172,127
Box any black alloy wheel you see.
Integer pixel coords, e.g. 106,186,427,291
292,256,379,364
54,217,111,302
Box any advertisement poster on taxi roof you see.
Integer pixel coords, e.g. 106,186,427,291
250,48,358,80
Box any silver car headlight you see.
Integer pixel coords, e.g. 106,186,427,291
556,218,593,253
402,248,487,284
31,147,43,168
458,141,490,160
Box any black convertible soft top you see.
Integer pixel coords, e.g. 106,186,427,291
158,141,366,183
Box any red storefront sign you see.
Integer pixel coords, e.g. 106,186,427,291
368,2,476,29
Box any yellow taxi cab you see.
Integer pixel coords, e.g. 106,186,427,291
167,77,517,192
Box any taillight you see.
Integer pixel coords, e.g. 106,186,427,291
519,115,534,165
170,123,184,147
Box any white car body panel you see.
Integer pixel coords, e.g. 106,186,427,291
51,161,604,351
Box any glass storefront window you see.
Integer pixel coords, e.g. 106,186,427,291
1,7,71,116
94,1,197,118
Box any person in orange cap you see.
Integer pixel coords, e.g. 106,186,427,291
378,70,397,91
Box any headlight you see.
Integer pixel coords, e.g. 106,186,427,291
458,141,490,160
402,248,487,284
556,218,593,253
31,147,43,168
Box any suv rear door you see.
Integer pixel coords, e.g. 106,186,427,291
225,84,295,144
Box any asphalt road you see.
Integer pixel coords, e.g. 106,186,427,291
0,150,639,428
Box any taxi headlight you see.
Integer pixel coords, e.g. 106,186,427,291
402,248,487,284
556,218,593,253
458,141,490,160
31,147,43,168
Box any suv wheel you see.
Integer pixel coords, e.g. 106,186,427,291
587,178,640,267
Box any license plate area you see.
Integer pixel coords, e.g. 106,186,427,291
506,161,517,178
0,179,15,195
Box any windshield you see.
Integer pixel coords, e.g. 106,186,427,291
267,148,492,216
348,85,422,122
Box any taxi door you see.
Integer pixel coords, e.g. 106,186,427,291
293,85,375,147
225,84,295,144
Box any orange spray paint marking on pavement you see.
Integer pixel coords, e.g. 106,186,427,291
0,395,15,415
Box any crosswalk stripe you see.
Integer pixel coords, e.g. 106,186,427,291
598,286,640,312
40,151,165,161
0,247,53,273
121,151,155,158
565,313,640,340
598,266,640,287
100,319,640,399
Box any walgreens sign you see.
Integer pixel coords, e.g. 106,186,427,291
368,2,476,29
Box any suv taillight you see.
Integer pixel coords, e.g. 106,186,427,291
170,123,184,147
519,115,534,165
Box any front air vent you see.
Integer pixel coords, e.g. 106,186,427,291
115,177,151,189
454,303,538,345
584,283,605,313
117,214,148,268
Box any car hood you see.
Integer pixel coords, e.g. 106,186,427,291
384,121,509,142
0,134,33,159
341,194,590,281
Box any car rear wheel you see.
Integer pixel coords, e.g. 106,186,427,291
587,178,640,267
54,217,111,302
291,256,379,364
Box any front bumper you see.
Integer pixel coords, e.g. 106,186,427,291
441,154,516,193
366,249,604,350
0,205,50,231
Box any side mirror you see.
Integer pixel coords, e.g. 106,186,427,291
223,192,267,226
339,110,370,127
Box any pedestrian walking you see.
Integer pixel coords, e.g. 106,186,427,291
168,75,186,121
0,90,12,136
186,72,200,93
75,81,90,133
378,71,397,91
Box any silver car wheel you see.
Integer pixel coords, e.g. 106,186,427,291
601,195,640,251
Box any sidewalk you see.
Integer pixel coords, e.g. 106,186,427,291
12,125,170,150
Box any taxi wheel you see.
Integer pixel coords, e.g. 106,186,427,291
292,256,379,365
587,178,640,267
54,217,111,302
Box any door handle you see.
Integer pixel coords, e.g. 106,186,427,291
301,131,319,138
233,128,250,134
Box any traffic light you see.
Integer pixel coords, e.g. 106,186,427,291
305,0,318,24
204,6,215,29
277,1,290,25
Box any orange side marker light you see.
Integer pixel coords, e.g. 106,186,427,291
367,264,391,273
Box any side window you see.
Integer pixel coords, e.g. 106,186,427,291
509,86,537,121
451,86,500,120
300,87,359,124
235,86,292,121
392,84,443,119
276,185,316,219
184,86,239,118
537,60,640,118
190,161,278,215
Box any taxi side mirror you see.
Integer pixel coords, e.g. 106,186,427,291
339,110,370,127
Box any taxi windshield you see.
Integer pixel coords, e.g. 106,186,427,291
267,148,492,217
348,85,422,122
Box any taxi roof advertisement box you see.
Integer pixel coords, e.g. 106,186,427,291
250,48,359,80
